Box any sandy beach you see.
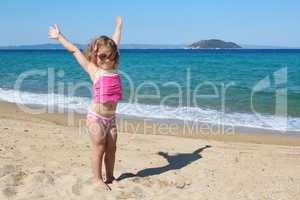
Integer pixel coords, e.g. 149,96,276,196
1,101,300,200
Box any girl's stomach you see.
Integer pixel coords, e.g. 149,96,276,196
89,100,118,118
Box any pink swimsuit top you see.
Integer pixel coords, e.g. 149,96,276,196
93,72,122,103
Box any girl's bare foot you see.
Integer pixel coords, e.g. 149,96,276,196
93,179,111,191
105,176,117,184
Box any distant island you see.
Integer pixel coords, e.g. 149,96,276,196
188,39,242,49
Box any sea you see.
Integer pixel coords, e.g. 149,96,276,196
0,49,299,133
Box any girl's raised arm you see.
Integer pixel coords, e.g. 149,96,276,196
112,16,123,46
48,24,95,76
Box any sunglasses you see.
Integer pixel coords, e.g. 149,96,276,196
95,52,117,61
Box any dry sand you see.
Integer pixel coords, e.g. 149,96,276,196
0,101,300,199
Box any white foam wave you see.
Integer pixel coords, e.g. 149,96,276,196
0,88,300,132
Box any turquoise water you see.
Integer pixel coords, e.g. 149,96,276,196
0,49,300,132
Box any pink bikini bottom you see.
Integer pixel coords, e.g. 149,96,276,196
87,111,116,131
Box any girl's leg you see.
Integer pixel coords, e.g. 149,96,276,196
104,126,118,184
87,118,111,191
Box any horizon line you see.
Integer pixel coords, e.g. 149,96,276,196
0,42,299,49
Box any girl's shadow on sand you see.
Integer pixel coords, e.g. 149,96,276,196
117,145,211,181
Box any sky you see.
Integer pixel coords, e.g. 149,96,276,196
0,0,300,47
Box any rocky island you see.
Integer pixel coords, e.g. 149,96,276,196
188,39,242,49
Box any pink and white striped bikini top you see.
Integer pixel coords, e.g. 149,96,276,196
93,70,122,103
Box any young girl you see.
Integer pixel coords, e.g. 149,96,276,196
48,16,123,191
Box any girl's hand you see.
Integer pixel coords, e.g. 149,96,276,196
115,16,122,27
112,16,123,46
48,24,61,40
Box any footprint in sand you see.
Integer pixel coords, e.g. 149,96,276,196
72,178,83,195
71,178,110,198
32,173,55,186
0,165,15,178
131,177,154,188
11,171,27,186
116,186,146,199
2,187,17,199
0,165,26,187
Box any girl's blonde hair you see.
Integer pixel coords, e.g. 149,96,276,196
84,35,119,67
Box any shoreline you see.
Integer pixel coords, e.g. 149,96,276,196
1,86,299,134
1,100,300,146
